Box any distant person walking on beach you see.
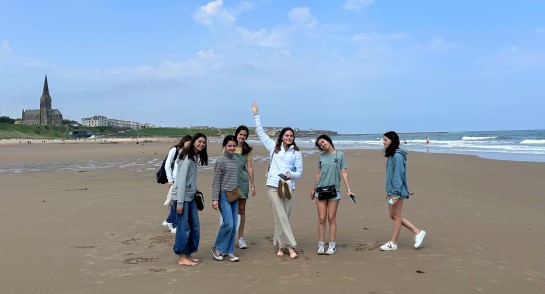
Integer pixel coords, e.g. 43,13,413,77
234,125,256,249
162,135,192,233
252,102,303,259
311,134,355,255
380,131,426,251
211,135,241,262
172,133,208,266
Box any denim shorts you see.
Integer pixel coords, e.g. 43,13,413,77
317,191,341,201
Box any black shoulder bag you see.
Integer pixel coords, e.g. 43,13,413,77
316,153,338,200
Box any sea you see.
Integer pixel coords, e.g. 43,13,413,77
278,129,545,163
2,129,544,175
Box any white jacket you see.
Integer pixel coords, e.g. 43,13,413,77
254,114,303,189
165,147,178,182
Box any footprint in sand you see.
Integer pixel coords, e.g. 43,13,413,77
122,257,159,264
338,242,381,251
72,245,95,249
121,238,140,245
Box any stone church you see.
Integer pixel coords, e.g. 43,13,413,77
21,76,64,126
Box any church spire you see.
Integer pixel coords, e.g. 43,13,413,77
43,75,49,94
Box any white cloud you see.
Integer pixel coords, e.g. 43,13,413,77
428,37,454,52
105,59,205,78
535,27,545,34
236,27,291,47
277,49,291,56
194,0,236,28
352,31,409,42
343,0,374,11
0,40,12,62
288,7,318,29
496,45,519,57
197,49,215,59
476,45,545,73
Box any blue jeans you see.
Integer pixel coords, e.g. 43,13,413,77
213,191,238,254
173,199,200,256
166,200,177,228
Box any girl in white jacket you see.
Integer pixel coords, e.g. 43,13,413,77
252,102,303,259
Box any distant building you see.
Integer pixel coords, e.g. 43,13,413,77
81,115,109,127
141,123,156,128
69,130,94,138
21,76,64,126
81,115,142,130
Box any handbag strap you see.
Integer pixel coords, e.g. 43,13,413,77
334,152,338,185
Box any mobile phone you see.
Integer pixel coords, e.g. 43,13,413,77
349,194,357,204
278,174,288,181
388,198,395,205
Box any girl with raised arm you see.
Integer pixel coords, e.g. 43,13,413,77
251,102,303,259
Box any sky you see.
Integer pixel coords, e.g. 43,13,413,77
1,0,544,134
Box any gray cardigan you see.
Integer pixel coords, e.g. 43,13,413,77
173,156,198,208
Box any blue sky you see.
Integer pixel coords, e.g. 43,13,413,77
1,0,544,134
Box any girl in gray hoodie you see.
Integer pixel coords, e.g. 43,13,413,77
380,131,426,251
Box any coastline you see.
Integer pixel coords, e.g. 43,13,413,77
1,141,545,293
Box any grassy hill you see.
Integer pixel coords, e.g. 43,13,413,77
0,124,238,139
116,127,237,138
0,124,70,139
0,124,115,139
0,124,337,140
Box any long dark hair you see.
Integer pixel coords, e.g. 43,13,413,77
274,127,299,153
384,131,400,157
173,135,192,149
222,135,237,147
315,134,335,151
235,125,253,155
179,133,208,166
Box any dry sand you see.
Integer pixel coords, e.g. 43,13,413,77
1,140,544,293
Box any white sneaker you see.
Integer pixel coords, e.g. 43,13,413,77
238,237,248,249
380,241,397,251
170,227,177,234
325,241,336,255
162,220,173,231
227,253,240,262
211,247,224,261
414,230,426,248
317,241,325,255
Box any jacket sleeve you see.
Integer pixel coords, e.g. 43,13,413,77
165,147,177,182
211,158,224,201
253,114,275,153
289,151,304,180
392,153,405,196
175,158,190,209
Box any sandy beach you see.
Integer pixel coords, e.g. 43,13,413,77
1,140,544,293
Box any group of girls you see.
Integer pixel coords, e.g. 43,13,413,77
163,103,425,266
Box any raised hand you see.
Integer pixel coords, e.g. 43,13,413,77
252,102,259,115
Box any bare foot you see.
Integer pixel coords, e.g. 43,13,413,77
186,255,200,263
276,249,284,257
288,248,297,259
178,255,198,266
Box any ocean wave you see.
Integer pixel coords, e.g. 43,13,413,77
520,139,545,144
462,136,496,141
